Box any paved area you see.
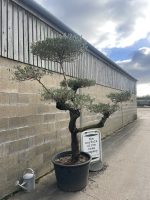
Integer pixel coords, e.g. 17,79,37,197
9,108,150,200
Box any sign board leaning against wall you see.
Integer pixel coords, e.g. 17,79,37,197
81,129,102,163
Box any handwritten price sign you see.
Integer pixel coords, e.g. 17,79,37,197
81,130,102,163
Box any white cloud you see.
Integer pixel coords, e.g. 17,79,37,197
138,47,150,55
137,83,150,97
34,0,150,50
117,47,150,96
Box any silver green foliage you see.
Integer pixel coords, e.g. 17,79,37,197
42,88,94,110
13,66,131,115
31,34,87,63
89,103,119,115
60,78,96,91
14,65,52,82
107,91,131,103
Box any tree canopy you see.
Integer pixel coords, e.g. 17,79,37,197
31,34,87,64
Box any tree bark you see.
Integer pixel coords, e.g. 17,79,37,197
69,110,80,162
71,132,79,162
60,62,68,88
77,112,110,133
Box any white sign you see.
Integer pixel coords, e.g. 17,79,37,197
81,130,102,162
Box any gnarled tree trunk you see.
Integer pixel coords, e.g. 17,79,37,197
69,110,80,162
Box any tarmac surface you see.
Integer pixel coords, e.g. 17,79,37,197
9,108,150,200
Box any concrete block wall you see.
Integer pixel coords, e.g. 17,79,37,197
0,57,137,198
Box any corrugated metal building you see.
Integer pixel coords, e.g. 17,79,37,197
0,0,136,91
0,0,137,198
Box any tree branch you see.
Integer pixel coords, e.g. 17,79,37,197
60,62,68,88
56,101,74,111
37,79,50,94
77,112,110,133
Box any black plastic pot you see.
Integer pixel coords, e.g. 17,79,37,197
52,151,91,192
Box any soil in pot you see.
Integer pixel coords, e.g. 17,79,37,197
55,153,89,165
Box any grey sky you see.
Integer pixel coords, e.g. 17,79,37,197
117,47,150,84
35,0,150,96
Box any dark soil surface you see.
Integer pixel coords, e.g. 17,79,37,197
55,154,89,165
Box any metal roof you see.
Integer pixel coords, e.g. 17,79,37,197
12,0,137,81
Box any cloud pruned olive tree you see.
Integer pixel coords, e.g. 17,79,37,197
14,34,131,163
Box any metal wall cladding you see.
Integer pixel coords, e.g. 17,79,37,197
0,0,136,93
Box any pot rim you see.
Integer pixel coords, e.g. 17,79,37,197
51,151,91,167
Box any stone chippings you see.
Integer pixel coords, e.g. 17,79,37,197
0,57,137,199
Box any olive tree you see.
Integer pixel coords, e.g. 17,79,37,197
14,34,131,163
